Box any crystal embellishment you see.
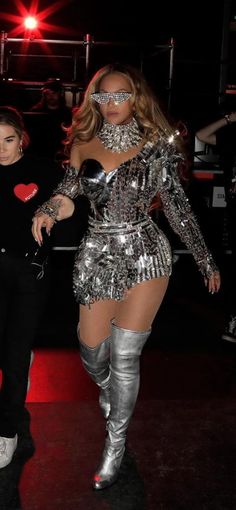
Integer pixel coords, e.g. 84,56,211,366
96,118,142,153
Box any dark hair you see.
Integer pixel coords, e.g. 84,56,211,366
43,78,62,92
0,106,30,149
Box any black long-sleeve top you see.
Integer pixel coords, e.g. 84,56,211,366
0,153,60,253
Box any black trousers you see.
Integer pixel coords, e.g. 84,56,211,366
0,251,49,437
225,193,236,316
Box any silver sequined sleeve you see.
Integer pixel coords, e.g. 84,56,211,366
52,165,80,199
156,147,218,278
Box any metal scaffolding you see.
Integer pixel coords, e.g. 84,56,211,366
0,31,175,109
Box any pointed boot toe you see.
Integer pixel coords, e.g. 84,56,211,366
92,442,125,490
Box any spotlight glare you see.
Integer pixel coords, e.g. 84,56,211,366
24,16,38,30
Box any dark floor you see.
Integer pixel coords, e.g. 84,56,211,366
1,252,236,510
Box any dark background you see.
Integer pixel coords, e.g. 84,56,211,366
1,0,236,129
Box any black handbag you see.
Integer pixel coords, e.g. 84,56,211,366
30,231,51,280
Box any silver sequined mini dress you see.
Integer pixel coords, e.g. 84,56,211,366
54,139,218,305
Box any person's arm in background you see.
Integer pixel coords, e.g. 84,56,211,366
196,112,236,145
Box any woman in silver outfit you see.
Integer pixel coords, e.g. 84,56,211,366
32,63,221,490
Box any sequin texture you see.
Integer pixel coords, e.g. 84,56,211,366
96,118,142,153
53,139,218,305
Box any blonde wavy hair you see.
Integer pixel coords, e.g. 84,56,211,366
65,63,178,151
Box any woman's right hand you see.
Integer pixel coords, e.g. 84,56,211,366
32,194,75,245
32,214,55,245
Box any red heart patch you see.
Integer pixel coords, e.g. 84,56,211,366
14,183,39,202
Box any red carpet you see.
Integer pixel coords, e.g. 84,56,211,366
22,346,235,402
26,348,98,402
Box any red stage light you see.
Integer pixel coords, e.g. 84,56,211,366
0,0,76,38
24,16,38,30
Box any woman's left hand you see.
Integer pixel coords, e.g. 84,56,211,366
204,271,221,294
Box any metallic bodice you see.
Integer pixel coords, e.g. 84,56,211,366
77,142,160,223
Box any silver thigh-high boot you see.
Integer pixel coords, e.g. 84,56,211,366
93,323,150,490
78,334,111,419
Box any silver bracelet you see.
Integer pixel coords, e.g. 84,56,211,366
35,198,62,220
224,114,231,125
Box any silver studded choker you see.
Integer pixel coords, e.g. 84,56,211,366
96,117,142,153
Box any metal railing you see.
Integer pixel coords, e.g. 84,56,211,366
0,31,175,109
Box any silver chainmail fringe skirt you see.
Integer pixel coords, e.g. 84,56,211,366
73,216,172,305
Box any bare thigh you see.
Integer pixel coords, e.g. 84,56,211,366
79,277,169,347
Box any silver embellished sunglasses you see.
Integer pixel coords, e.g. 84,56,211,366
91,92,132,104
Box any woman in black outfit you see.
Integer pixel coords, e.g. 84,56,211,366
0,106,60,468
